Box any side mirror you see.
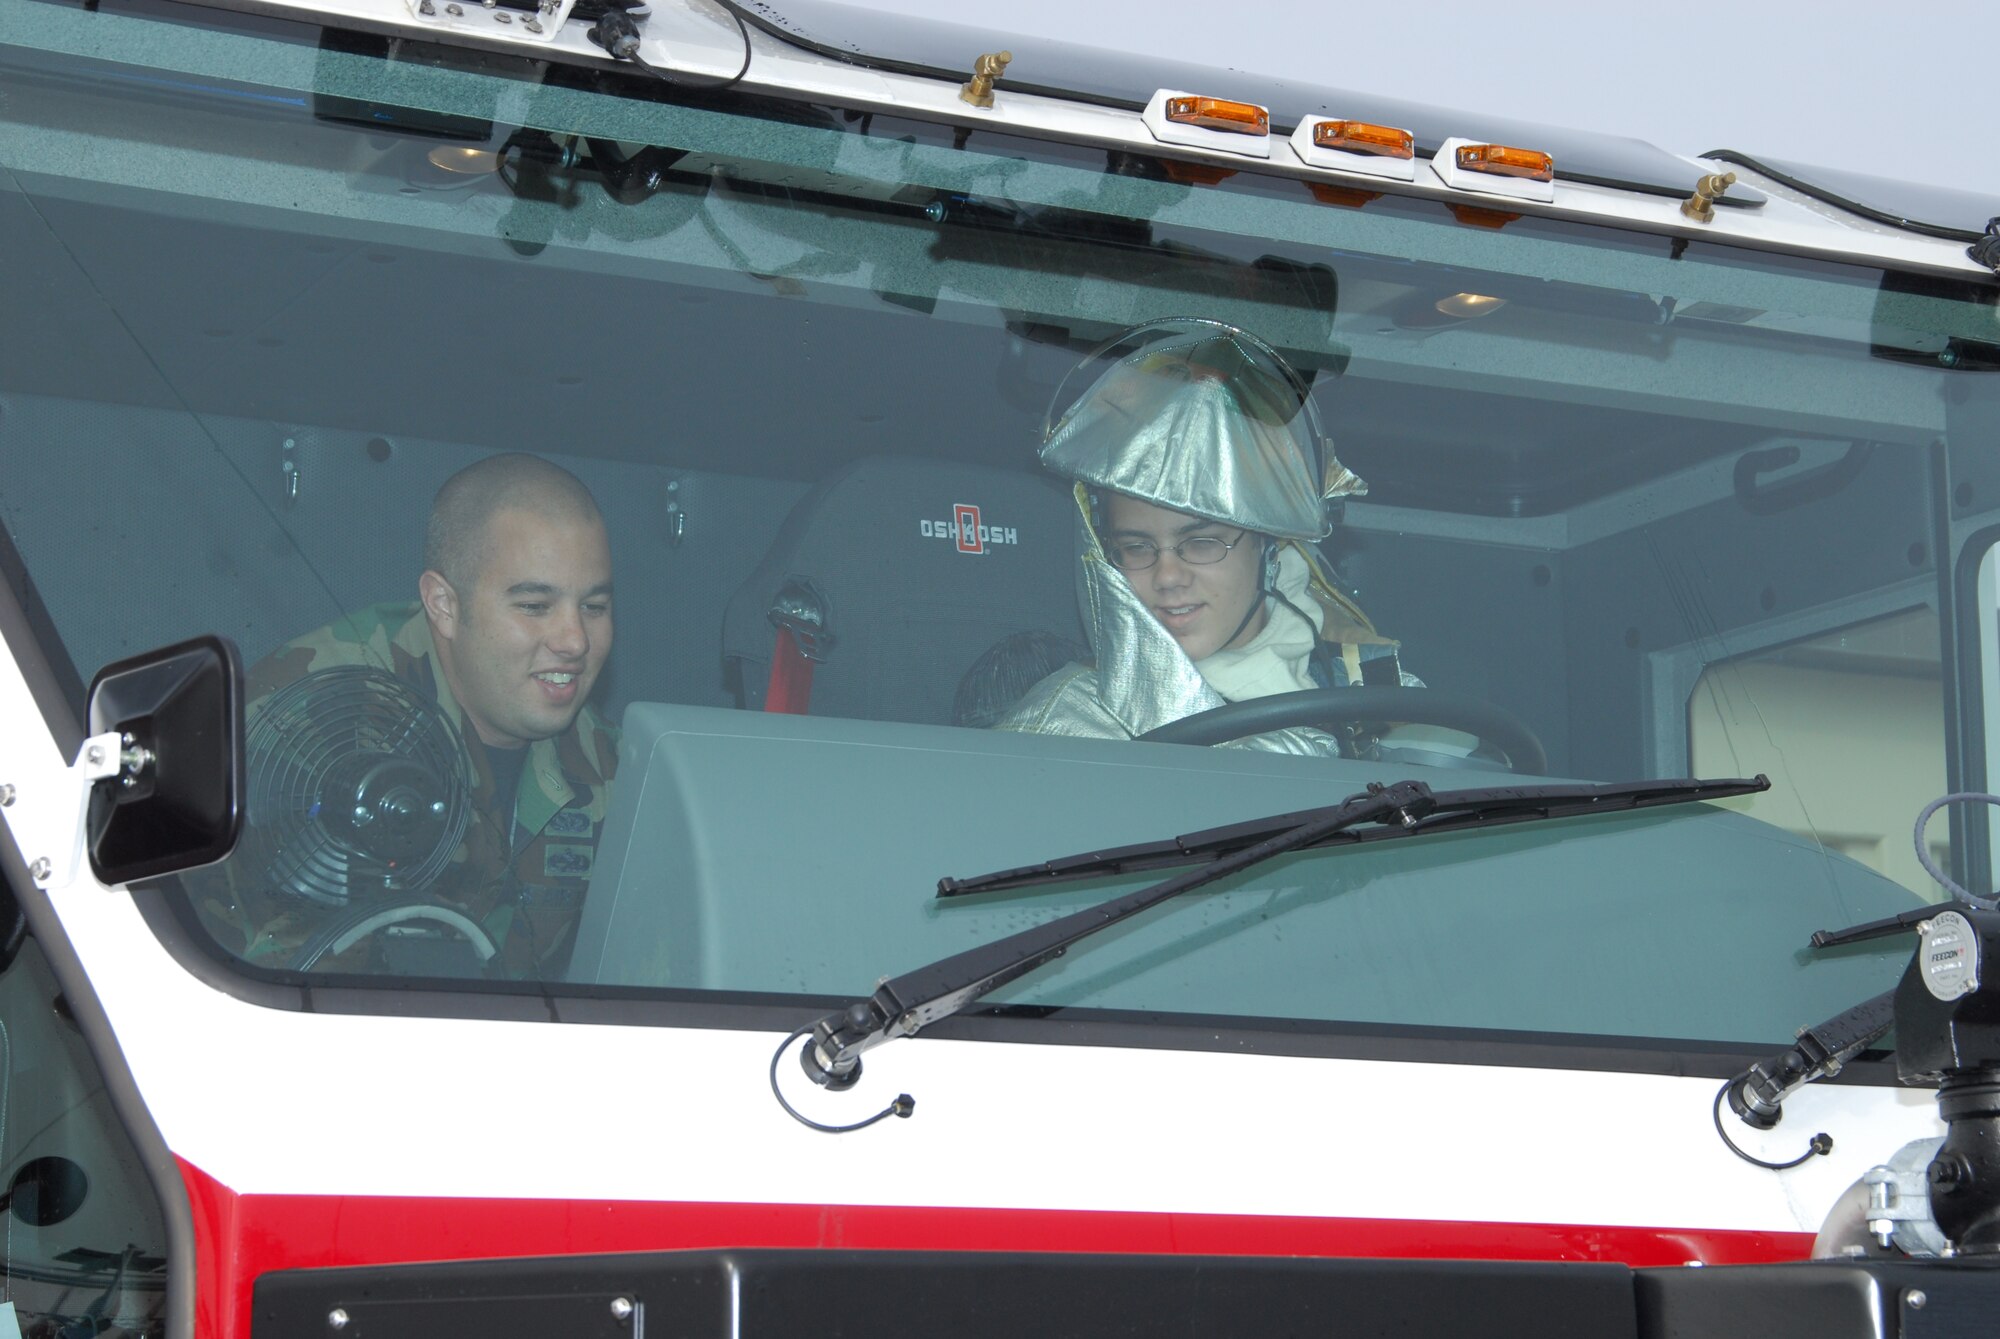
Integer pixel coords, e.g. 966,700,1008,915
83,635,243,885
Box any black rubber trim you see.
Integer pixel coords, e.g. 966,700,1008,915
1706,150,1986,244
0,811,198,1339
129,878,1899,1087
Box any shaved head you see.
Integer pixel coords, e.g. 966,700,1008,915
425,453,604,591
418,453,614,748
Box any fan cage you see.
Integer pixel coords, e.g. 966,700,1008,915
243,667,472,906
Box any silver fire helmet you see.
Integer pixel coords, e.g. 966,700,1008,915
1038,318,1366,541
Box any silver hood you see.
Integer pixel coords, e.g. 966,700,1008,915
1038,318,1365,541
999,484,1389,750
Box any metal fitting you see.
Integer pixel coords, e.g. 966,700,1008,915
610,1297,634,1322
959,50,1011,109
327,1308,350,1331
1680,171,1736,224
0,783,14,807
28,857,51,883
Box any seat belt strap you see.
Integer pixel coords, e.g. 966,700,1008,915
766,625,816,715
764,576,833,715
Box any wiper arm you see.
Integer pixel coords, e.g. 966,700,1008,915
795,774,1768,1103
939,774,1769,897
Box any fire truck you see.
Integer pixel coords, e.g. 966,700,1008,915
4,0,2000,1333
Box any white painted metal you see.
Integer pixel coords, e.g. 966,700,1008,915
0,647,1949,1234
399,0,575,46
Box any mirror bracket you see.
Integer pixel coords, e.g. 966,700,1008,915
29,729,126,892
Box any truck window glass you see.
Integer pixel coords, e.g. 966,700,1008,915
1688,608,1947,898
0,930,170,1335
2,0,1995,1055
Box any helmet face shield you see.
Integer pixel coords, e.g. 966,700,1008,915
1039,319,1364,541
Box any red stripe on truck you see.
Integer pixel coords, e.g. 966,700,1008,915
178,1157,1811,1339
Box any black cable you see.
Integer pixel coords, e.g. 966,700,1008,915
769,1027,915,1134
1702,150,1983,244
1711,1081,1832,1171
1915,793,2000,908
589,4,752,91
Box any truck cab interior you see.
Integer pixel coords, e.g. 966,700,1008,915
4,8,1998,1054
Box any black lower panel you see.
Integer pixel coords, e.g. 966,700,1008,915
253,1249,1638,1339
1637,1259,2000,1339
252,1247,2000,1339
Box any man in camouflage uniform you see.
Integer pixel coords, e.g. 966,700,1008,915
200,453,617,979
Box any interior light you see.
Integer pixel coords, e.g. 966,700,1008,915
426,145,499,175
1311,120,1414,160
1434,293,1508,319
1165,96,1269,135
1453,143,1554,183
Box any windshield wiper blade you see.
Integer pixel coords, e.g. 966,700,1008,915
937,774,1769,897
797,774,1767,1095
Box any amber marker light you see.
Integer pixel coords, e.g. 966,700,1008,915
1165,96,1270,136
1147,89,1274,159
1311,120,1414,159
1454,143,1555,183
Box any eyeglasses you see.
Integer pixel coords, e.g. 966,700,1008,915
1104,528,1250,571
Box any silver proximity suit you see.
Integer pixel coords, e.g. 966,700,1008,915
994,320,1405,755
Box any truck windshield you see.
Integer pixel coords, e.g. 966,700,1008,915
4,0,1995,1051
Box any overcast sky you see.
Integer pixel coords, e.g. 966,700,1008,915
835,0,1995,201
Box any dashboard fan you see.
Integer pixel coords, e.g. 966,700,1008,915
243,666,471,905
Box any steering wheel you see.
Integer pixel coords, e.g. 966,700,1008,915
289,899,501,971
1136,687,1549,775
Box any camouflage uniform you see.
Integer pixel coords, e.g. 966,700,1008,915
196,602,617,978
